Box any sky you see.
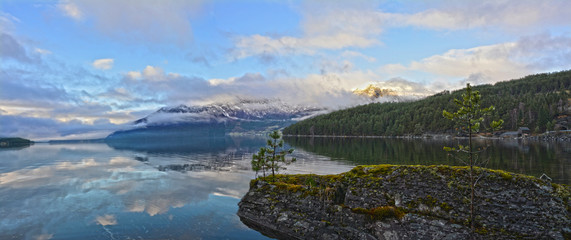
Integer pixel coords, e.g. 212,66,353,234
1,0,570,140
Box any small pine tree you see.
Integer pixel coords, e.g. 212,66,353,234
442,83,503,231
251,130,296,179
251,147,267,178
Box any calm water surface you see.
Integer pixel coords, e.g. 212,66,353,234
284,136,571,184
0,136,569,239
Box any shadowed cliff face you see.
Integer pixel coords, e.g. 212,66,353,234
238,165,571,240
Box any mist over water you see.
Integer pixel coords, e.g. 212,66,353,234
0,136,568,239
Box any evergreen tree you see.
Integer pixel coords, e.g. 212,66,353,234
252,130,296,179
442,83,503,231
251,147,267,177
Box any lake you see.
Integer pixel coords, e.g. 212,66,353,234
0,136,569,239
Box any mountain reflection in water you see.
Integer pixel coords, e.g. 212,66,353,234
0,137,273,240
1,135,568,239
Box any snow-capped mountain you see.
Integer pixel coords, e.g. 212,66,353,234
352,82,431,102
132,98,327,127
105,98,327,146
352,84,398,100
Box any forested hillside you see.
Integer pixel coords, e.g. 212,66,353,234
284,70,571,136
0,137,33,148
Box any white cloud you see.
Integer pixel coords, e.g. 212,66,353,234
207,78,231,86
34,234,53,240
0,33,35,63
380,64,407,75
300,2,384,37
208,73,264,86
390,0,571,32
57,0,202,46
231,33,378,59
409,42,525,80
231,0,571,60
126,71,142,80
96,214,117,226
58,1,83,20
34,48,52,55
124,66,172,82
92,58,114,70
380,33,571,90
0,11,20,33
231,5,385,59
142,65,166,81
341,51,376,62
200,70,385,109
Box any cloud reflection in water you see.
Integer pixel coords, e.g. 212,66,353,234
0,143,267,239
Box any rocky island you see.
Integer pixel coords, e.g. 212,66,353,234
238,165,570,239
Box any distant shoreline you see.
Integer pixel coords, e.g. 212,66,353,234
284,131,571,142
47,138,106,144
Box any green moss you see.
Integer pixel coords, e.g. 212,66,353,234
320,220,332,226
256,164,564,216
550,183,571,212
351,206,405,221
305,175,317,188
273,182,304,193
386,196,396,206
425,195,437,206
346,166,366,177
551,183,571,198
249,179,259,188
322,174,342,183
440,202,452,212
486,169,514,181
447,181,454,189
365,164,397,175
475,227,488,235
406,201,417,209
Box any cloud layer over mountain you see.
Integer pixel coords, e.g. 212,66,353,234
1,1,570,140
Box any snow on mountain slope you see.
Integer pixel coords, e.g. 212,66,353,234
132,98,327,128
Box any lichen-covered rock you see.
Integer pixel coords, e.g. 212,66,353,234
237,165,570,239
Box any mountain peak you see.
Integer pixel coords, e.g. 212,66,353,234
353,84,398,99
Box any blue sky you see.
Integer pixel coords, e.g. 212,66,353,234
1,0,570,140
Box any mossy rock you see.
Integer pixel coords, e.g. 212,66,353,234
241,164,570,240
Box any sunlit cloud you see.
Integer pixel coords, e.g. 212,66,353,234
380,33,571,90
34,48,52,55
92,58,114,70
387,0,571,32
58,1,83,20
95,214,117,226
125,71,142,80
34,234,54,240
231,0,571,60
341,51,376,62
231,33,379,59
208,73,264,86
231,5,384,60
1,0,570,140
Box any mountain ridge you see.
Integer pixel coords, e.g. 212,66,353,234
105,98,328,145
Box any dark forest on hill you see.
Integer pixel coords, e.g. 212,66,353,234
284,70,571,136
